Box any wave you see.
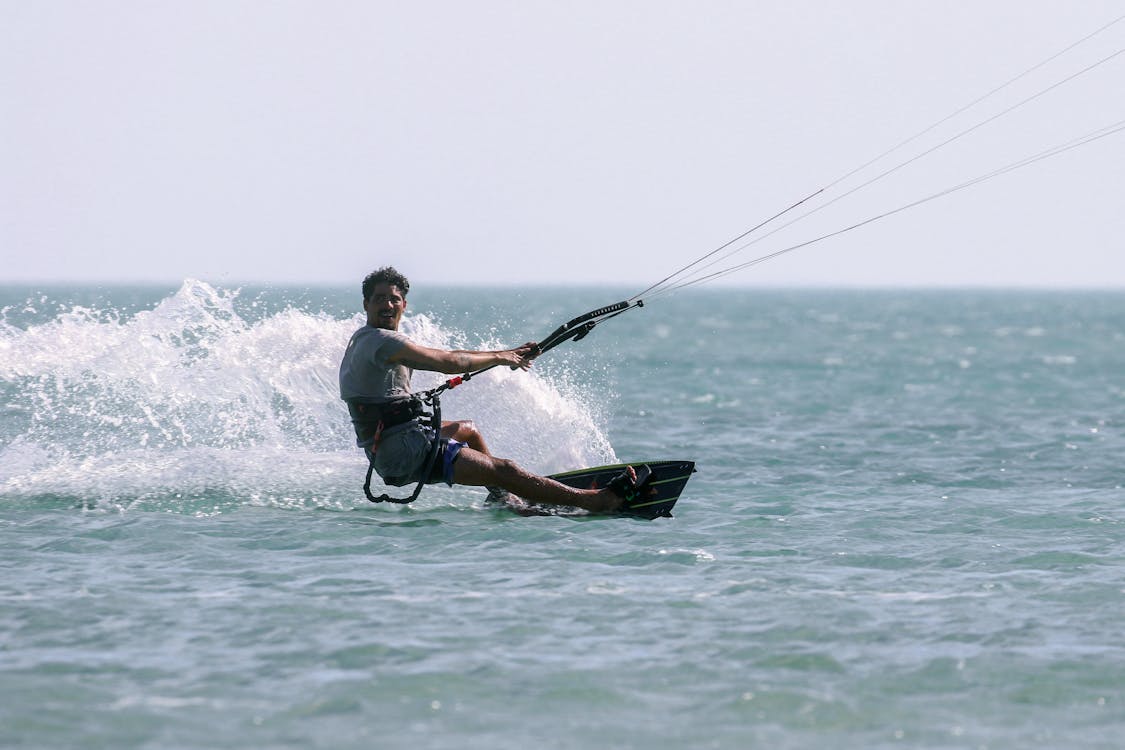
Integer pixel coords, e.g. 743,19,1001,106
0,280,616,511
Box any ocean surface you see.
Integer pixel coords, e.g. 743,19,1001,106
1,281,1123,749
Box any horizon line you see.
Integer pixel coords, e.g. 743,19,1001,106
2,278,1125,293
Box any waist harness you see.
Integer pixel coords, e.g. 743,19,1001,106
346,397,425,446
345,395,443,505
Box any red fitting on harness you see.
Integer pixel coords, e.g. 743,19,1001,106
372,420,384,451
447,376,463,388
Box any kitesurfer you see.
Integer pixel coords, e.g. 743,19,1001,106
339,266,637,512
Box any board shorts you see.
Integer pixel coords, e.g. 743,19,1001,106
366,424,465,487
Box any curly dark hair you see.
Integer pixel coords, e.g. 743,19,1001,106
362,267,410,302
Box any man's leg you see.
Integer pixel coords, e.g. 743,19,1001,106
450,446,626,513
441,420,490,453
441,420,508,500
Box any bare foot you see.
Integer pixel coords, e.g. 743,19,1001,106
595,488,625,513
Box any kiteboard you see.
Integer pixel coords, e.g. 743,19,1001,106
548,460,695,519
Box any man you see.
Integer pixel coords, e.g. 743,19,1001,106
339,266,638,513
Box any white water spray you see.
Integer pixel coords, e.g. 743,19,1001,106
0,281,616,511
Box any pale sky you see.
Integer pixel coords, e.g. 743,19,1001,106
2,1,1123,288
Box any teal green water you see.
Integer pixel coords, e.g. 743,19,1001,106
2,283,1123,748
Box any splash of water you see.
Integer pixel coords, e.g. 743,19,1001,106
0,280,616,511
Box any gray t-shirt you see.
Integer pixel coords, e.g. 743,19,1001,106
339,325,435,484
338,325,413,403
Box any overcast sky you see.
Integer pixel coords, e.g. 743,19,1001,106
2,1,1123,288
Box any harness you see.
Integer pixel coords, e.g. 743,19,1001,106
347,392,445,505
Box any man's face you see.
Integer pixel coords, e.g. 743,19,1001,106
364,282,407,330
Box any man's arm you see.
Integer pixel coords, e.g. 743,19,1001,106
388,340,537,374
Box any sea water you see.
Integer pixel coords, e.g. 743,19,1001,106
1,281,1122,749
